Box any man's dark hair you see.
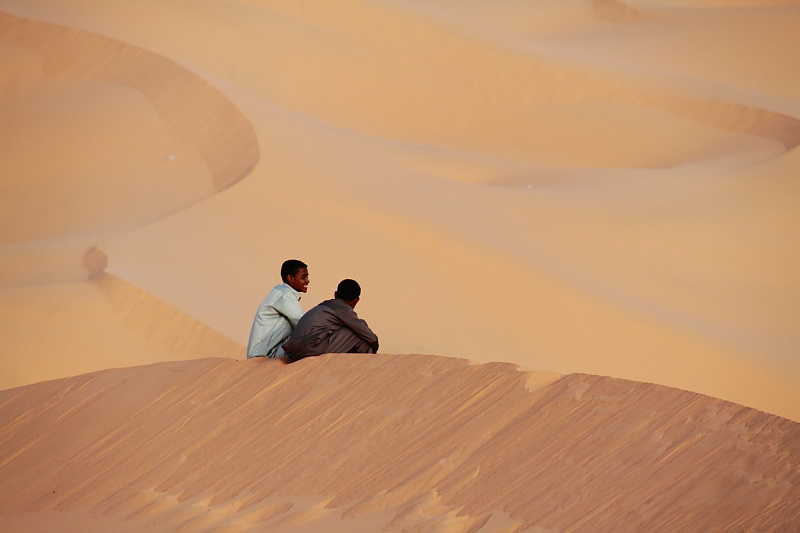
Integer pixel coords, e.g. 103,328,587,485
336,279,361,302
281,259,307,282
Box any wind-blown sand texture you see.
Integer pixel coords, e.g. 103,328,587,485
1,0,800,530
1,355,798,532
1,0,798,418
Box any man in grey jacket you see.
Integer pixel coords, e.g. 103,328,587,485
282,279,379,363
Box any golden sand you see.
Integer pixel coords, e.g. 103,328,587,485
1,1,799,529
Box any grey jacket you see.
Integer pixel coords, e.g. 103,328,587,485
282,298,378,360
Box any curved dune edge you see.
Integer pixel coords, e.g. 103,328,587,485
92,273,244,360
0,274,243,392
245,0,800,159
0,355,797,532
0,11,259,286
0,11,259,192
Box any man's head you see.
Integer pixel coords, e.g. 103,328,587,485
281,259,309,293
335,278,361,308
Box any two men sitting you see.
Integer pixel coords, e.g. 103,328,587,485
247,260,378,363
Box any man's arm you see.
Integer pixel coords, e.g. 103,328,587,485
274,293,304,327
339,310,379,351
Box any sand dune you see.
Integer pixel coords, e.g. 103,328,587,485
0,1,798,419
1,355,798,532
0,10,252,385
0,273,242,391
0,11,258,286
1,1,800,529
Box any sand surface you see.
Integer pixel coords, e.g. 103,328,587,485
1,355,798,532
1,0,799,530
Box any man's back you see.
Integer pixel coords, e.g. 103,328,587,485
283,297,378,362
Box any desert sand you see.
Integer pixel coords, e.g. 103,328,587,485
1,355,799,532
1,0,799,530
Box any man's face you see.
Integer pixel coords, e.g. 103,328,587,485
287,267,310,293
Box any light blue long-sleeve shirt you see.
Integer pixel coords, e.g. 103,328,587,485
246,283,303,357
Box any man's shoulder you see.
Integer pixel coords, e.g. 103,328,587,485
319,298,359,318
273,283,301,300
320,298,349,310
309,299,337,313
300,299,339,319
258,283,299,309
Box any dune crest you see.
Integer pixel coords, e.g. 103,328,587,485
0,274,243,392
0,12,258,192
0,355,797,532
0,12,258,286
92,273,244,359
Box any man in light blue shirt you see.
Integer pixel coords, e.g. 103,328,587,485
247,259,310,358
